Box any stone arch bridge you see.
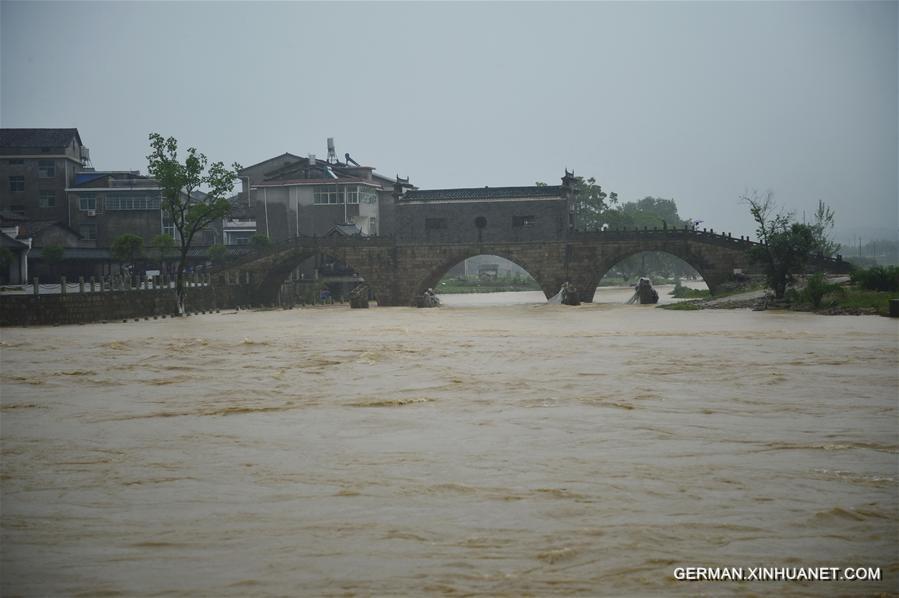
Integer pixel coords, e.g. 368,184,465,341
214,229,851,306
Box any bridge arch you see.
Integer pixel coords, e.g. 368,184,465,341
590,242,729,297
253,247,388,305
598,250,702,282
411,247,557,304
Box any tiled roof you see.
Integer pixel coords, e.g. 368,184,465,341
71,172,151,188
253,177,378,188
74,173,106,186
238,153,304,174
0,210,28,222
327,223,362,237
0,128,81,148
402,185,565,202
18,220,65,236
0,231,28,250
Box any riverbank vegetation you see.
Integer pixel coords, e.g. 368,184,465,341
437,275,541,294
788,266,898,315
661,267,897,316
670,280,710,299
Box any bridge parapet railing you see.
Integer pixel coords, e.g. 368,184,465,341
570,227,761,247
209,234,397,273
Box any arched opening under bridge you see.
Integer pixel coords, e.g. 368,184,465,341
426,254,547,306
593,251,709,304
255,249,383,306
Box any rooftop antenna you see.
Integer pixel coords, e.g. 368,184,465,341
327,137,337,164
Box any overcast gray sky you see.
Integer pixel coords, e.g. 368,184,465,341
2,1,896,239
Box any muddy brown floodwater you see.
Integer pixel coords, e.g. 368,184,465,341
1,292,897,596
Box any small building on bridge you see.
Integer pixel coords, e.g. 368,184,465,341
392,171,577,244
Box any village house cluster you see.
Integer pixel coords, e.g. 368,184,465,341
0,128,576,288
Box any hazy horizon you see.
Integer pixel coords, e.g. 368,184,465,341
2,1,896,241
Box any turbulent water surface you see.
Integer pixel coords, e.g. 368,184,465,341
1,291,897,596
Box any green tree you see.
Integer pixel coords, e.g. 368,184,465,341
42,244,64,281
208,243,227,265
573,176,619,231
801,272,843,308
743,190,816,299
599,196,696,282
147,133,241,314
850,265,899,292
110,233,144,276
809,200,840,257
616,197,687,230
250,233,272,249
150,233,175,272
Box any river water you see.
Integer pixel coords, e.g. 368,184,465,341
1,290,897,596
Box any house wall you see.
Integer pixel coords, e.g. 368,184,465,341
255,186,373,241
394,198,571,244
68,191,164,247
68,187,221,249
377,191,395,237
0,155,75,223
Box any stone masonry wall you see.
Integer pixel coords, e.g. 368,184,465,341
394,199,569,245
214,229,852,307
0,283,256,327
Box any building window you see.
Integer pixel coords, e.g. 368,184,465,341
313,186,341,204
79,223,97,240
425,218,447,230
8,159,24,165
8,176,24,192
106,193,161,210
38,160,55,178
79,193,97,211
10,204,25,216
513,215,536,227
39,191,56,208
360,188,378,204
162,213,175,239
226,231,253,246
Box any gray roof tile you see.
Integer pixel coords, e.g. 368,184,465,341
0,128,81,148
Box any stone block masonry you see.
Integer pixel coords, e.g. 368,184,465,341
0,284,256,327
217,229,852,306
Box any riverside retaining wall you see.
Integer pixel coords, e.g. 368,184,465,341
0,284,257,327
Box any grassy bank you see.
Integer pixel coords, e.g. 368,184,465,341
659,283,896,316
670,282,711,299
437,277,541,294
801,287,895,316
